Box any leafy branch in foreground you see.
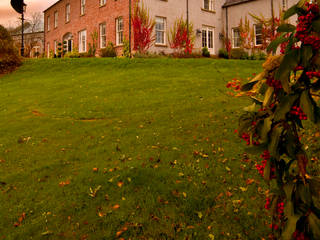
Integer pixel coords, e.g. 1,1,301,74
237,1,320,239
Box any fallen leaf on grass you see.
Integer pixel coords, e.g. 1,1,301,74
89,185,101,198
13,212,26,227
246,178,255,185
59,180,70,187
113,204,120,210
240,187,248,192
92,168,98,172
117,181,124,188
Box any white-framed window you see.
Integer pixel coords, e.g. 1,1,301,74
81,0,86,15
232,28,240,48
47,16,50,31
155,16,166,45
254,24,263,46
54,40,57,54
116,17,124,45
100,23,106,48
203,0,215,11
54,11,58,28
66,4,70,22
47,42,50,58
202,26,214,49
100,0,106,6
78,30,87,53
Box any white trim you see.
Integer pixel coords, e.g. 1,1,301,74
100,23,106,48
116,17,123,46
81,0,86,15
100,0,106,6
47,16,50,31
78,30,87,53
66,4,70,22
232,28,240,48
54,11,58,28
203,0,215,11
254,24,263,46
155,16,166,45
202,26,214,54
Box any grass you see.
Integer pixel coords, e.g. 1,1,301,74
0,58,271,240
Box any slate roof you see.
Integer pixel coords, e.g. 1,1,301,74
223,0,256,8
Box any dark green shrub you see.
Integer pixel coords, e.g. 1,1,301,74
218,48,229,59
230,48,247,59
0,25,21,74
123,39,131,58
202,47,210,57
258,51,267,60
100,42,117,57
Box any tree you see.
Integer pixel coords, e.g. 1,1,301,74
238,2,320,239
132,3,155,54
0,25,21,73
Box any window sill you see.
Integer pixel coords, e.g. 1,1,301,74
99,4,106,8
65,21,70,24
155,44,167,47
80,14,85,17
201,8,216,13
116,44,124,47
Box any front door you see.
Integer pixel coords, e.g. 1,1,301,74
202,26,215,54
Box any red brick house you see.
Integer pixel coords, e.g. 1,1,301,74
44,0,137,57
44,0,296,57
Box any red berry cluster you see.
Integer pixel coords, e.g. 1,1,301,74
290,106,307,120
266,77,282,89
269,223,279,230
241,132,260,145
295,66,304,71
276,202,284,219
295,3,320,50
264,197,271,210
293,230,310,240
256,150,276,178
306,70,320,79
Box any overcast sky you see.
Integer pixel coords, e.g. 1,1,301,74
0,0,57,27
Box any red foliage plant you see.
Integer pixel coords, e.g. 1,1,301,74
132,3,155,54
169,17,194,54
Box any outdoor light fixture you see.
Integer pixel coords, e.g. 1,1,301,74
196,29,202,36
10,0,27,56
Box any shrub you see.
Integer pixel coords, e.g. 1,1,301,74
258,51,266,60
132,3,155,54
100,42,117,57
169,17,194,54
218,48,229,59
0,25,22,74
202,47,210,57
230,48,247,59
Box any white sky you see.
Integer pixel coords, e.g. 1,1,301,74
0,0,58,27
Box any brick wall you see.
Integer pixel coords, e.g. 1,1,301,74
44,0,138,56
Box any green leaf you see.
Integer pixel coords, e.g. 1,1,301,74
282,193,301,240
312,18,320,33
283,4,298,20
301,45,313,68
267,33,289,53
258,117,272,143
277,24,296,32
243,103,259,112
243,143,268,154
264,157,271,181
309,177,320,197
268,126,283,157
285,128,298,159
300,90,317,123
241,81,259,91
297,0,308,8
275,49,300,93
297,183,312,206
274,94,299,122
309,213,320,239
263,87,274,108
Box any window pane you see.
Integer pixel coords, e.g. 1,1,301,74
204,0,209,9
202,30,207,48
208,30,213,48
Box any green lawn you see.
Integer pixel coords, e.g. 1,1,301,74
0,58,269,239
